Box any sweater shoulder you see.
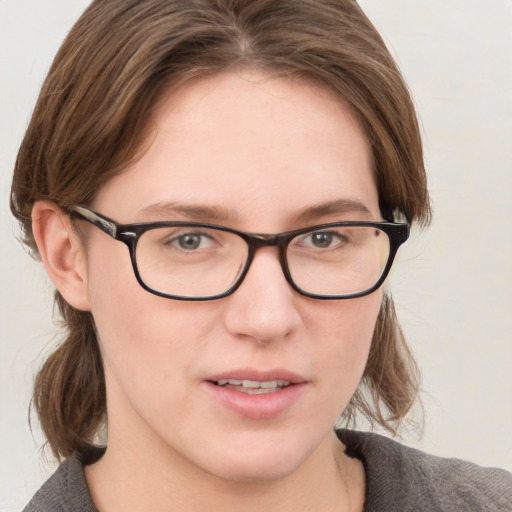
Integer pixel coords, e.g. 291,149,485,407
337,429,512,512
22,454,97,512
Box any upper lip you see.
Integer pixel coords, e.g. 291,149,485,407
206,368,308,384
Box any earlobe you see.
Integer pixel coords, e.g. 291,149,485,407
32,200,91,311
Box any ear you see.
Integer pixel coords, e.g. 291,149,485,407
32,200,91,311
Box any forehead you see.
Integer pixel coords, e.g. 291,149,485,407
93,71,378,229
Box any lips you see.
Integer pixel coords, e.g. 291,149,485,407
203,369,308,419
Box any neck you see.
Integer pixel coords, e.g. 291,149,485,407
85,429,365,512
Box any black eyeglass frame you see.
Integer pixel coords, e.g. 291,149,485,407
70,205,410,301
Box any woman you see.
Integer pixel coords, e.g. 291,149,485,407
10,0,511,510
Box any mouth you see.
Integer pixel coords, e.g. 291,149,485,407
211,378,293,395
203,368,308,419
204,373,307,419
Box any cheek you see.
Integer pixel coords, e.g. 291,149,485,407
306,291,382,407
88,277,221,442
84,238,210,399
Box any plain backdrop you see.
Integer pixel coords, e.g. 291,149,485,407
1,1,511,510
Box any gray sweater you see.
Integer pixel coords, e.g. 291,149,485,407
23,430,512,511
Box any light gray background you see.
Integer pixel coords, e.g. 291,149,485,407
1,1,511,510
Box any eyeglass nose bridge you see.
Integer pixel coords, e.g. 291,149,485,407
236,231,297,295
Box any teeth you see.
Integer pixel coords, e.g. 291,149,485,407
216,379,291,389
243,379,261,388
217,379,241,386
245,388,278,394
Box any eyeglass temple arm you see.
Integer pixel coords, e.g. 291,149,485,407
71,206,118,238
388,208,408,225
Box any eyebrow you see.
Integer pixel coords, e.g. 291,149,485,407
135,202,240,223
134,198,372,225
290,198,373,224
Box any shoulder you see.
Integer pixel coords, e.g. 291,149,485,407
23,453,98,512
337,429,512,512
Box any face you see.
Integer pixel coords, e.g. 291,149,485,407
82,71,382,482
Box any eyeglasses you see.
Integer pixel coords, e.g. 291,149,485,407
70,206,409,301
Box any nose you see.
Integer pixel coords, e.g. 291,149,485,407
222,247,302,345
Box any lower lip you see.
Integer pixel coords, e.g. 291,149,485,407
202,381,307,420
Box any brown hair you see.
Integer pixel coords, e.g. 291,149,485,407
11,0,430,460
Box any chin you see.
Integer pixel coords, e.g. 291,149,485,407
193,430,316,484
205,455,302,484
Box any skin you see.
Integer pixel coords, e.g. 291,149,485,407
33,71,383,511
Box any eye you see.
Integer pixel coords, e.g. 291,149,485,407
168,231,214,251
300,230,346,249
309,232,335,248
